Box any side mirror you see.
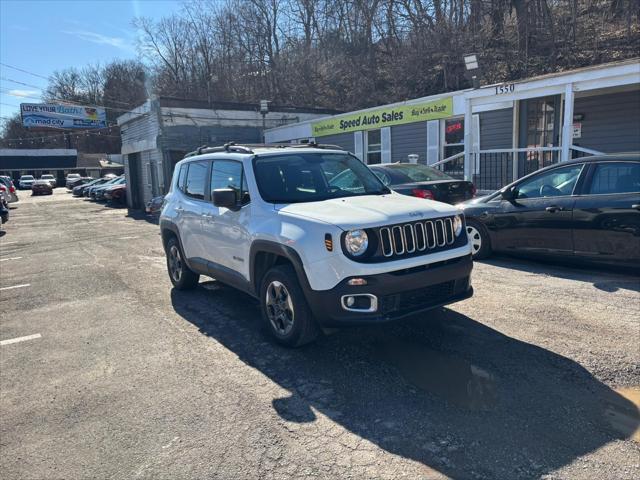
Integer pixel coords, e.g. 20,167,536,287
501,187,516,201
212,188,238,210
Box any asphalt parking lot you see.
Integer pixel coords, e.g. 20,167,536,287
1,189,639,480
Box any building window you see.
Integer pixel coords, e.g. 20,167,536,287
366,129,382,164
525,97,556,148
442,118,464,175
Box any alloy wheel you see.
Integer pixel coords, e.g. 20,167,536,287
168,245,183,283
466,225,482,255
265,281,295,336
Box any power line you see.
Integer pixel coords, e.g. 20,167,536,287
0,62,50,81
0,76,45,91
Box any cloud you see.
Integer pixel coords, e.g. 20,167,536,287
8,89,40,98
62,30,133,51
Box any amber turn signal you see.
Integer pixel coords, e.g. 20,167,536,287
324,233,333,251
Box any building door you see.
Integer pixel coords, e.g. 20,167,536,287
128,153,143,209
518,96,561,176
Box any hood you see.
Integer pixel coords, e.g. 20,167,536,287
276,193,460,230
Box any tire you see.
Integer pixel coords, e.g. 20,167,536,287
165,236,199,290
260,264,319,347
466,219,492,260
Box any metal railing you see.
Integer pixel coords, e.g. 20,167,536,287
431,152,465,179
432,146,604,191
570,145,604,159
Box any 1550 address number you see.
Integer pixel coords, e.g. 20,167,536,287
495,84,515,95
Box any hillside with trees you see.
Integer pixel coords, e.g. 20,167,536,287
2,0,638,152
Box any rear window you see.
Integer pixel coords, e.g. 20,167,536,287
388,164,452,182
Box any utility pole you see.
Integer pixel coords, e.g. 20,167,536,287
260,100,269,143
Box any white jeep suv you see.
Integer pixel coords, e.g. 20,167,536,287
160,144,473,346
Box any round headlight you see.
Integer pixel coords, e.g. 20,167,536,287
453,215,463,237
344,229,369,256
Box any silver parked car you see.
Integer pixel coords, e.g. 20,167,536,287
40,174,57,188
18,175,35,190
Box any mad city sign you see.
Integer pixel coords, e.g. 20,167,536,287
21,103,107,129
312,97,453,137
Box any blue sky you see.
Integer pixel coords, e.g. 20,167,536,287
0,0,184,123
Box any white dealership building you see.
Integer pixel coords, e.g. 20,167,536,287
265,59,640,190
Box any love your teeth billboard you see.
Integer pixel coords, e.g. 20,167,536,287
20,103,107,129
311,97,453,137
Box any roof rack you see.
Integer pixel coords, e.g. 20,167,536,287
183,142,344,158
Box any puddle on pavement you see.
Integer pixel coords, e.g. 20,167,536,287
605,387,640,442
377,339,497,410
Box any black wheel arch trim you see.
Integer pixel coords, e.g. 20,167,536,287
160,219,198,272
249,240,313,296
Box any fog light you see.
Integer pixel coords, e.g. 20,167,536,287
346,296,355,307
347,278,367,286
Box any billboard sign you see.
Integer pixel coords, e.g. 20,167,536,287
20,103,107,129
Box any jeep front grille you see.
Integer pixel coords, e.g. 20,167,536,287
379,217,455,258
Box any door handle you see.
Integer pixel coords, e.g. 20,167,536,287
175,206,184,212
545,206,562,213
201,213,214,219
632,204,640,211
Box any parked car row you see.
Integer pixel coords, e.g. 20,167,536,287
70,174,126,205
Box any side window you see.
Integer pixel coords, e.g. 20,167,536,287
176,164,187,192
589,162,640,195
185,162,207,200
516,164,583,199
211,160,250,205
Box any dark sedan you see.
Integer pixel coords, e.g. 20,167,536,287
67,177,93,190
459,153,640,268
369,163,476,204
31,180,53,196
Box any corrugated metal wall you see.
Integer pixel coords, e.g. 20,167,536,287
479,108,513,150
391,123,428,163
319,133,355,152
121,114,160,145
574,89,640,153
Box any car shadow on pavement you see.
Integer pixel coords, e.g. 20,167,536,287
124,209,159,225
171,282,639,479
481,256,640,293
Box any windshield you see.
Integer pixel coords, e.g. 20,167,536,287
253,153,389,204
41,175,54,179
21,175,34,180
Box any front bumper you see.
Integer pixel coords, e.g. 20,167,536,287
304,254,473,326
